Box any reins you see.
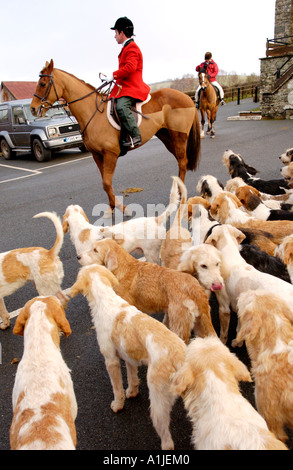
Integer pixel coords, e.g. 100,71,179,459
34,72,121,136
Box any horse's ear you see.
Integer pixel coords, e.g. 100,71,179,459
48,59,54,72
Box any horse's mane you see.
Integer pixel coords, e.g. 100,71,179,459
55,68,96,91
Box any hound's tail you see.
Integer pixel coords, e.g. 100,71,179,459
170,176,188,230
33,211,64,257
157,176,181,225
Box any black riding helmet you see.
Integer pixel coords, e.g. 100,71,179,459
110,17,135,37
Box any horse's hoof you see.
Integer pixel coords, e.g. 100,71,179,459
103,207,114,219
123,206,132,217
200,133,205,139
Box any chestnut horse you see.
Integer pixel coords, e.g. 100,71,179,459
31,60,201,216
198,70,220,139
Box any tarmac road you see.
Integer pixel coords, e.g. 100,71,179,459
1,98,293,453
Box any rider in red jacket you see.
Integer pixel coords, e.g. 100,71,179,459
196,59,219,82
110,36,150,102
195,52,225,108
103,17,150,150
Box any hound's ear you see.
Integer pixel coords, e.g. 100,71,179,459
228,192,242,208
112,233,125,245
104,248,119,271
170,363,195,397
228,353,252,383
205,232,219,247
53,303,72,338
283,244,293,265
235,308,262,345
228,226,246,244
245,163,258,175
13,303,31,336
178,252,194,274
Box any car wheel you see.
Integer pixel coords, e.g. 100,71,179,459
32,138,52,162
0,138,14,160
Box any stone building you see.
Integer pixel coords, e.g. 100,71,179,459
260,0,293,118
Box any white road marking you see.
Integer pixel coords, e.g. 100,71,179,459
0,163,41,173
0,154,92,184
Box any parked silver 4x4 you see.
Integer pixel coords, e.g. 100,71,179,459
0,98,85,162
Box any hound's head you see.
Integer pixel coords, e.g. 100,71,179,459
63,205,90,233
196,175,224,202
280,148,293,165
235,185,262,211
69,264,119,300
77,238,120,271
171,336,251,398
13,296,72,343
209,192,242,223
178,244,224,291
205,224,246,250
222,150,258,177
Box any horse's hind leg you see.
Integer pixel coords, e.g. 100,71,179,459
156,129,188,182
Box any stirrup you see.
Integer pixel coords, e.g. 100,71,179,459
122,135,142,148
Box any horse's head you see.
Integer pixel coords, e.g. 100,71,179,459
198,69,210,91
31,60,63,117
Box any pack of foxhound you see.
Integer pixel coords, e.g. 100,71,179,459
3,147,293,450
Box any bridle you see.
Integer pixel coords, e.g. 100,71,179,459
199,72,209,91
33,71,121,135
33,73,59,110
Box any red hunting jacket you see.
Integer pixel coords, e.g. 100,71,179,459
196,60,219,82
110,39,150,101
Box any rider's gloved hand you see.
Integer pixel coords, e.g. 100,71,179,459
101,75,113,84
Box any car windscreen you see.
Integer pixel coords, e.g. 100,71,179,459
23,104,67,121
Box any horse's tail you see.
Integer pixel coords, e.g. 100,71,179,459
186,111,201,171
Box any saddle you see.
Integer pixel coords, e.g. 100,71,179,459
198,85,221,104
212,84,221,102
106,95,151,156
107,95,151,131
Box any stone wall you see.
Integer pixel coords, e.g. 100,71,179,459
260,55,293,118
275,0,293,39
260,0,293,119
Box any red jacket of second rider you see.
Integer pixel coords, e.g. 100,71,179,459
196,60,219,82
